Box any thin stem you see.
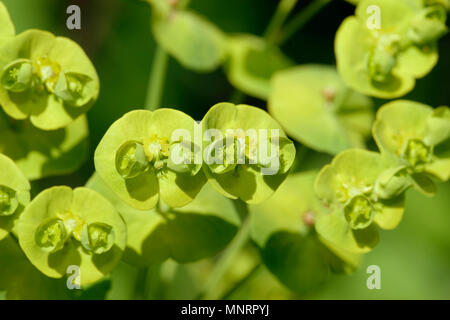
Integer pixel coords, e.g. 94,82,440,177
264,0,299,44
276,0,332,46
221,263,262,300
200,204,252,300
145,45,169,111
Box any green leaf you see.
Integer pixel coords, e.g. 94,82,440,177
0,113,89,180
269,64,374,154
17,186,127,286
0,153,30,240
95,109,206,211
0,2,14,38
225,34,292,100
86,173,240,265
250,171,361,293
152,10,227,72
0,236,72,299
202,103,295,204
0,29,99,130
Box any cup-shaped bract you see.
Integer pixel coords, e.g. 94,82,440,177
225,34,293,100
0,113,89,180
150,3,227,72
335,0,447,98
269,65,374,154
373,100,450,192
17,186,126,286
250,171,361,294
95,109,206,211
0,2,14,39
315,149,407,253
0,29,99,130
0,154,30,240
201,103,296,204
86,172,240,266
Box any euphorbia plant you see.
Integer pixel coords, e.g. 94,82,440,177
95,108,206,210
0,0,449,301
0,154,30,240
0,30,99,130
17,186,126,286
201,102,296,204
336,0,448,98
373,100,450,194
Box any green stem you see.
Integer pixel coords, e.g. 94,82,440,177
200,204,252,300
276,0,332,46
145,45,169,111
264,0,299,44
221,263,262,300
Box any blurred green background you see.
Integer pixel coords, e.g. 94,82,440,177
2,0,449,299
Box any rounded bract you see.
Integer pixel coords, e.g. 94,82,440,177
201,103,296,204
335,0,446,98
17,186,126,286
0,154,30,240
95,109,206,211
0,30,99,130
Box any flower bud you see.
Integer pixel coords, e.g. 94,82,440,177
115,141,149,179
54,72,95,107
81,223,115,254
35,218,68,253
367,35,400,82
0,185,18,216
375,167,412,199
402,139,432,171
1,59,34,93
344,195,374,230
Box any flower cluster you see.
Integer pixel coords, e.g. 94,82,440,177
94,104,295,210
336,0,448,98
314,101,449,254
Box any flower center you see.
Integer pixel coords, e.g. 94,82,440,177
367,34,400,82
402,139,431,171
35,218,68,253
81,223,115,255
0,185,18,216
344,195,374,230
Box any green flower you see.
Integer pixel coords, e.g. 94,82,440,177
86,172,240,266
0,30,99,130
17,186,126,286
202,103,296,204
250,171,361,294
95,109,206,211
225,34,292,100
0,2,14,39
315,149,407,253
335,0,447,98
269,65,374,154
373,100,450,195
0,154,30,240
148,0,227,72
0,112,89,180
